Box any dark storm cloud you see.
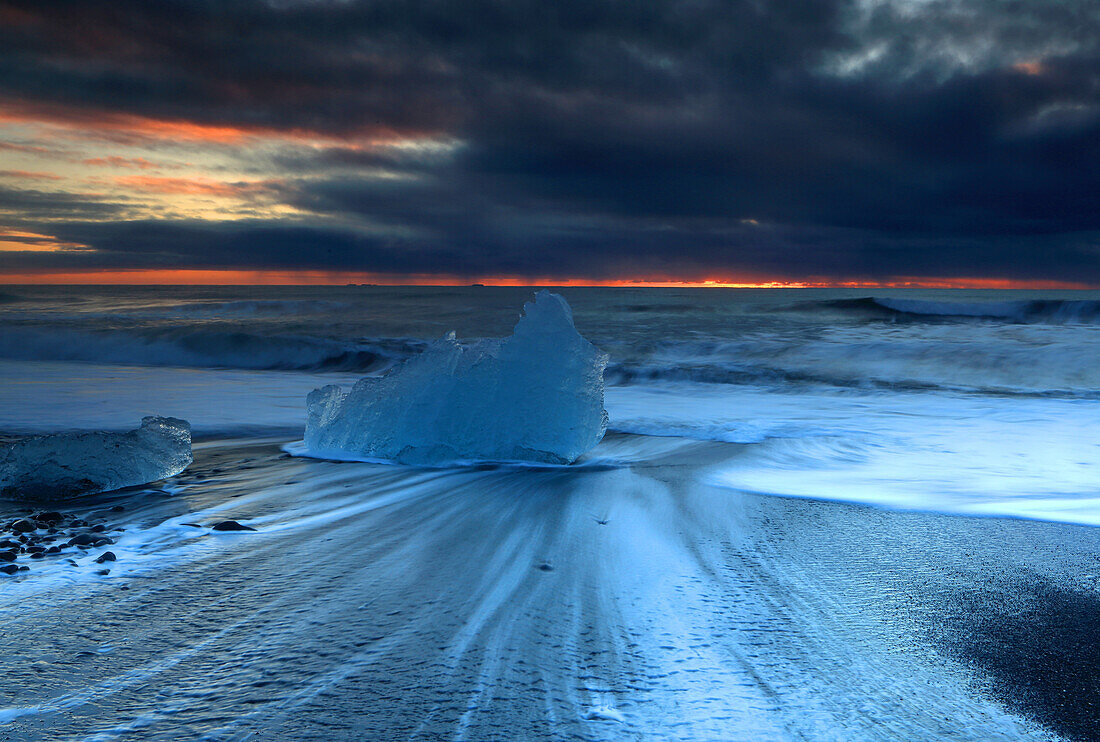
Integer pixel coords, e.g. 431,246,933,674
1,0,1098,280
0,184,126,221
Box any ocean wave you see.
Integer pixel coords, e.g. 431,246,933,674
131,299,351,318
0,327,428,372
605,327,1100,397
605,362,1100,397
790,296,1100,324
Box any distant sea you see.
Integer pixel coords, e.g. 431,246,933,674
2,284,1098,525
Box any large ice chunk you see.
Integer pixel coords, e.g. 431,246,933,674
0,417,192,500
305,291,608,465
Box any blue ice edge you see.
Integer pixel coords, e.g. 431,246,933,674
281,440,627,471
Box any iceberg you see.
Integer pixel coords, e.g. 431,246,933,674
0,417,192,500
305,291,608,465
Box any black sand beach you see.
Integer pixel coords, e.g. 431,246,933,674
1,434,1095,741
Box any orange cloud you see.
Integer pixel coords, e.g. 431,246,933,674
82,156,160,169
1013,60,1045,76
110,175,280,199
0,227,90,253
0,141,57,155
0,170,63,180
0,99,422,145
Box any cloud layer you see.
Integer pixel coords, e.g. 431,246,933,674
0,0,1098,283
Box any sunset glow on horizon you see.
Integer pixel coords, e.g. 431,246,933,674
0,269,1093,290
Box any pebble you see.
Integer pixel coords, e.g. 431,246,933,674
68,534,96,546
34,512,63,523
95,551,116,564
0,564,18,575
0,550,15,562
96,569,110,576
212,520,256,532
10,519,35,534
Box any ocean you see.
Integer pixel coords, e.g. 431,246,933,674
1,285,1098,740
3,285,1099,524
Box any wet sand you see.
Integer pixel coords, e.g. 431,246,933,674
0,433,1096,741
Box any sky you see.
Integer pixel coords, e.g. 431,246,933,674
0,0,1098,286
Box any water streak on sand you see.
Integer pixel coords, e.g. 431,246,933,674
0,439,1084,740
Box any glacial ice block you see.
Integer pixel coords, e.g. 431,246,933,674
0,416,192,500
305,291,609,465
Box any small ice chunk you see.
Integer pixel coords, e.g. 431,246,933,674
0,417,192,500
305,291,608,465
584,705,625,723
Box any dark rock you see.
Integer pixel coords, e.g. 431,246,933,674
0,564,17,575
0,540,17,549
182,523,203,528
93,538,114,547
34,512,63,523
90,524,106,533
11,519,35,534
30,552,44,559
68,533,96,546
0,550,15,562
96,568,110,576
70,519,86,528
212,520,256,532
537,562,554,572
17,566,28,571
46,546,60,554
95,551,116,563
26,545,44,554
34,521,49,530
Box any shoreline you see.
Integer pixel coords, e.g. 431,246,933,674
0,434,1095,740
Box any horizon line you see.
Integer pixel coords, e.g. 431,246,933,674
0,270,1096,290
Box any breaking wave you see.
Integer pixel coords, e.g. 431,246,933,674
0,327,428,372
605,329,1100,397
138,299,351,318
793,297,1100,324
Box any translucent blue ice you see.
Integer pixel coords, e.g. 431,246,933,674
0,416,192,499
305,291,608,465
